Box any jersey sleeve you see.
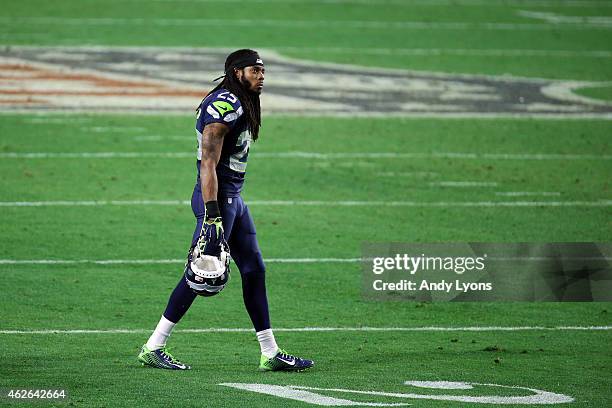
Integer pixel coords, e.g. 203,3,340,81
201,91,243,130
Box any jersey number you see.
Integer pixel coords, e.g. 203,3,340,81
229,130,251,173
217,91,238,104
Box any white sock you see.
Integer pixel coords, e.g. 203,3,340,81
256,328,279,358
145,315,176,350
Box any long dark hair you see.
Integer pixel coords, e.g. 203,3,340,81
203,49,262,140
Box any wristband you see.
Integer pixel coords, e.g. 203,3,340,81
205,200,221,219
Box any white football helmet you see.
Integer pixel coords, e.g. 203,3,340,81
184,241,231,297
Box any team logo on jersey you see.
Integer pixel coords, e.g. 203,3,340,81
212,101,235,116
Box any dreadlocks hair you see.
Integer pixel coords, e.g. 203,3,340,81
202,49,262,140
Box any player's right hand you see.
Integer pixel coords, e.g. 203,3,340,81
197,217,226,257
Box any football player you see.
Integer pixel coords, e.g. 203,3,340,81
138,49,314,372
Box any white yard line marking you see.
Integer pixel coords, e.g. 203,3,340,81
0,16,610,31
488,256,612,261
0,200,190,207
0,259,182,265
518,10,612,26
0,152,193,158
377,171,440,178
495,192,561,197
0,200,610,207
5,44,610,60
132,135,191,141
3,256,610,265
0,258,360,265
277,46,612,58
1,151,610,160
430,181,498,187
256,152,612,160
247,200,612,207
21,117,95,124
267,258,360,263
4,111,612,119
1,326,610,334
85,126,147,133
280,110,612,121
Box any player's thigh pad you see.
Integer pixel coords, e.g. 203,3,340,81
228,199,266,275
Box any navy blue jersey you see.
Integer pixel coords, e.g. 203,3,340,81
195,88,252,197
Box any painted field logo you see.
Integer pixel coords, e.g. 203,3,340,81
220,380,574,406
1,46,611,117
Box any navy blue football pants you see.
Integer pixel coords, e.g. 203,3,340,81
162,183,271,332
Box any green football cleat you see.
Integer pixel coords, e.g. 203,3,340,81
137,345,191,370
259,349,314,372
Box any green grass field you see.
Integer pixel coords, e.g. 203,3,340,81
1,0,611,407
575,84,612,101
